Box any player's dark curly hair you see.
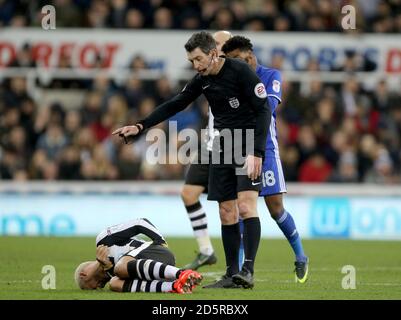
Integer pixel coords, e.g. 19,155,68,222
221,36,253,54
185,31,216,54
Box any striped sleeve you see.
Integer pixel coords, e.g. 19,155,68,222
96,218,166,247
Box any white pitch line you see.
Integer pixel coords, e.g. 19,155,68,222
255,267,401,272
0,280,40,284
361,283,401,286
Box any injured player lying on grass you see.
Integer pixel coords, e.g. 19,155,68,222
74,218,202,294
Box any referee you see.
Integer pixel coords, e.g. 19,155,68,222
113,31,271,289
181,30,232,271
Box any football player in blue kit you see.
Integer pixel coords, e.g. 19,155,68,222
222,36,309,283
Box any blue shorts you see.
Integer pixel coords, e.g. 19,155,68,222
260,156,287,196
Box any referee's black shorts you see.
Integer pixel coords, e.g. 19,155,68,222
207,164,262,202
184,163,209,191
184,151,210,192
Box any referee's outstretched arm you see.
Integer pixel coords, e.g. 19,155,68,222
112,77,201,139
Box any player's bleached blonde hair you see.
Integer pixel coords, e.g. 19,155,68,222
74,261,93,289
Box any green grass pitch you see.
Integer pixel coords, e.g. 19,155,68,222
1,237,400,300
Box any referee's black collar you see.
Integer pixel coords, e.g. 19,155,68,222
204,57,227,79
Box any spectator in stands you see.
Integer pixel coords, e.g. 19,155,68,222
180,9,202,29
274,15,291,32
115,144,141,180
0,0,400,33
357,134,376,181
372,80,393,113
9,14,27,27
4,77,29,108
90,144,119,179
228,0,247,28
328,150,359,183
296,124,318,164
364,146,399,184
28,149,49,179
298,152,333,183
36,123,68,160
9,43,36,68
105,94,128,128
280,145,300,182
54,0,83,27
128,55,148,71
394,12,401,33
41,160,59,180
81,91,103,126
7,126,30,161
209,7,237,30
0,147,18,179
65,110,82,141
58,145,82,180
108,0,128,28
152,76,174,105
153,7,174,29
74,126,96,159
243,16,265,31
125,8,145,28
86,0,110,28
2,1,401,184
124,76,145,109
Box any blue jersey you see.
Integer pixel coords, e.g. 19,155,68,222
256,64,282,158
256,64,287,195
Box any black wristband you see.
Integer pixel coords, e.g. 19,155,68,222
119,123,143,145
135,122,144,133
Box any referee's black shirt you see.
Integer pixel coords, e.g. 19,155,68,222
140,58,271,158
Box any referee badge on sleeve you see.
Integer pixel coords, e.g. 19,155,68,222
228,97,240,108
254,82,267,98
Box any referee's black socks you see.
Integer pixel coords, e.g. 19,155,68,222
242,217,261,275
221,223,241,276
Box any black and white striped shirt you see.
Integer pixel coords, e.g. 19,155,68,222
95,218,167,265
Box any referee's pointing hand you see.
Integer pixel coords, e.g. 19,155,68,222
112,123,143,144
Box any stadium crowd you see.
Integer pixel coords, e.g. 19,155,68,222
1,49,401,183
1,0,401,183
1,0,401,33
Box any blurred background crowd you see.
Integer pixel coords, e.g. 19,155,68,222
1,0,401,33
1,0,401,184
